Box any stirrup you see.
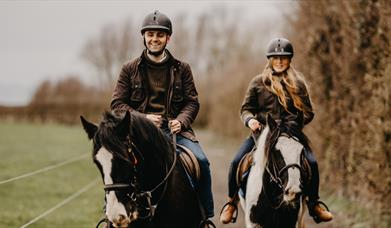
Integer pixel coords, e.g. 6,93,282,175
200,219,216,228
317,201,330,211
309,200,331,223
219,202,238,223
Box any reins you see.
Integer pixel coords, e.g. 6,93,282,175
147,133,177,194
132,133,177,220
263,127,303,209
99,132,178,226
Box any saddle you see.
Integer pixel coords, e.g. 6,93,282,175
236,151,254,187
177,144,201,184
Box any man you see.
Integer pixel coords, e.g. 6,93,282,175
110,10,214,220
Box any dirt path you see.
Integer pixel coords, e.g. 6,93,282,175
197,130,340,228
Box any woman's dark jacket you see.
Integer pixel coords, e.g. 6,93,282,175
240,73,314,128
111,50,199,141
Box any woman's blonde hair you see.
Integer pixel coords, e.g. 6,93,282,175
261,60,312,118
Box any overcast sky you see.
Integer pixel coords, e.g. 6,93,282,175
0,0,294,106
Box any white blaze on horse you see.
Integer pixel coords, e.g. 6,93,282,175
240,114,311,228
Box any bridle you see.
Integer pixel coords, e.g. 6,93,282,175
263,130,304,209
101,133,178,223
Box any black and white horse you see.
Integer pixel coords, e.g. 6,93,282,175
240,114,310,228
81,111,202,228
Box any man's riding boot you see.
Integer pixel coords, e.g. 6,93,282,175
309,201,333,223
219,196,239,224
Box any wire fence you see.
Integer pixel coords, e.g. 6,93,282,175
0,153,96,227
0,154,89,185
20,178,99,228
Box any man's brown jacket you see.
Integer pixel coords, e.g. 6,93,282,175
111,51,199,141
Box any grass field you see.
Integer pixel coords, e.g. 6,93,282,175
0,121,103,228
1,121,389,228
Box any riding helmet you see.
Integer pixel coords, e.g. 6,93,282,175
266,38,294,58
141,10,172,35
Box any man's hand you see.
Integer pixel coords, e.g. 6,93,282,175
146,114,163,127
169,119,181,134
248,118,262,132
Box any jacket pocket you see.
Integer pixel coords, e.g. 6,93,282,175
130,81,144,102
172,81,183,102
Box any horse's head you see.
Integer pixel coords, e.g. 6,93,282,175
81,111,139,227
264,113,309,206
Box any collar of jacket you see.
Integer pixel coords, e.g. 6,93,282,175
137,49,181,70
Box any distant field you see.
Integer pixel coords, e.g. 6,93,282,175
0,121,104,227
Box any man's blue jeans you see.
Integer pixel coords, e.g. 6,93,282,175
176,135,214,218
162,129,214,218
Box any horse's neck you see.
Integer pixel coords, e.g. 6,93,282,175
134,132,173,171
254,127,270,169
244,127,271,214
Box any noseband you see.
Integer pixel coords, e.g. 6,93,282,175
103,134,178,221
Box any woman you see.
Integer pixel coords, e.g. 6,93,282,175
219,38,333,224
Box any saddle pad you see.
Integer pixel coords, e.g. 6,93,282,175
177,144,201,183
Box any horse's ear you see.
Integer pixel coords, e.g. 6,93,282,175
117,110,131,137
80,116,98,140
267,113,277,130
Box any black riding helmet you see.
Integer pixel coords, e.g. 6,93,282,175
141,10,172,35
266,38,294,58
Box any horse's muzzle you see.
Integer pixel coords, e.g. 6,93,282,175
284,186,302,202
111,214,130,228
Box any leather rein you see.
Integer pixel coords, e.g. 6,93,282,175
102,133,178,221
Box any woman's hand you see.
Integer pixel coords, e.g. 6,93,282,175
248,118,262,132
169,119,181,134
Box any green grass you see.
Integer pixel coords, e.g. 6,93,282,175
0,122,104,227
1,122,389,228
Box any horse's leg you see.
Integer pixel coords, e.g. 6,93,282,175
242,128,269,228
243,166,264,228
296,196,307,228
239,195,256,228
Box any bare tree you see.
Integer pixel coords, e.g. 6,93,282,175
81,20,140,89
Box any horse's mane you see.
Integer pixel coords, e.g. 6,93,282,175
130,113,172,155
96,111,172,161
95,111,128,160
264,121,311,161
